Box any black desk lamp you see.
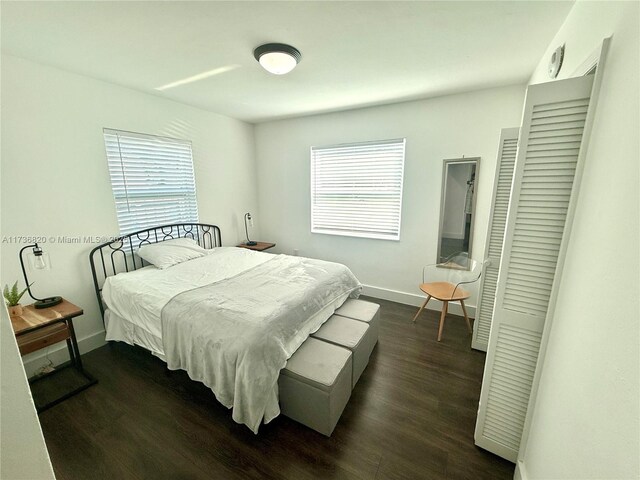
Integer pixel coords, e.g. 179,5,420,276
244,212,257,246
19,243,63,309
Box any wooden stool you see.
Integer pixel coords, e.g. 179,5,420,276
412,282,472,341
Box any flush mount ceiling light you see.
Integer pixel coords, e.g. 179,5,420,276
253,43,301,75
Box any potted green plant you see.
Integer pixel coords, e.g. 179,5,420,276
3,281,31,316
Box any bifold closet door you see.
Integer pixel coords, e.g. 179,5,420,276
474,74,595,462
472,128,519,352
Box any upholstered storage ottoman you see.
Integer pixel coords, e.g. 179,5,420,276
278,337,352,436
311,314,377,387
334,299,381,341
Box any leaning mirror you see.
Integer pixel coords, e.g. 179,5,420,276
437,157,480,269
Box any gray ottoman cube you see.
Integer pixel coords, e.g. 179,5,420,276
279,337,352,436
334,299,381,341
312,314,377,387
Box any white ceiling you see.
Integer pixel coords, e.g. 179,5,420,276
1,1,574,123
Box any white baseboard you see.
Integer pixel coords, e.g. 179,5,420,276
362,284,476,317
514,460,528,480
22,329,106,378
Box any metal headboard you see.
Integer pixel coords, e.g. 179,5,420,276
89,223,222,318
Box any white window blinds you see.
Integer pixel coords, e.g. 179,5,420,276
103,129,199,235
311,139,406,241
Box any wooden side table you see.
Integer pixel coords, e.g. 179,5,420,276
10,299,97,412
236,242,276,252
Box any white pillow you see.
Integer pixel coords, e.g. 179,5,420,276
137,238,208,269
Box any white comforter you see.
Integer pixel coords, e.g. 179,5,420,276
102,247,361,433
103,247,274,342
162,253,361,433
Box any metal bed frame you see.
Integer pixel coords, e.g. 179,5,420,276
89,223,222,318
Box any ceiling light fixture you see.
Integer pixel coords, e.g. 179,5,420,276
253,43,301,75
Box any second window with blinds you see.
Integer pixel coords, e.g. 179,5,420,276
311,138,406,241
103,129,199,235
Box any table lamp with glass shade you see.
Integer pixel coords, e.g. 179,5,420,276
244,212,257,246
19,243,63,309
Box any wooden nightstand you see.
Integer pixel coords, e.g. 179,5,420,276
236,242,276,252
10,299,97,412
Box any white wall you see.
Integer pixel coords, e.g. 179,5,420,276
255,85,525,311
0,303,55,479
0,54,258,373
518,2,640,479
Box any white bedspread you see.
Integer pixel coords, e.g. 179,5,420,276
161,254,361,433
102,247,362,433
103,247,273,342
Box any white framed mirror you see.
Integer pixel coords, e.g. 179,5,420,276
437,157,480,268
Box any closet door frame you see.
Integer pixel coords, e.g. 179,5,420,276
516,37,611,467
475,32,613,458
476,74,598,461
472,127,519,352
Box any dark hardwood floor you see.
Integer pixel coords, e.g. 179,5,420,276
38,297,514,480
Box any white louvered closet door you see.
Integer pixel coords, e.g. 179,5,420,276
474,74,595,462
472,128,519,352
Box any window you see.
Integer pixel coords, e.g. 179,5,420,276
311,138,406,241
103,129,199,235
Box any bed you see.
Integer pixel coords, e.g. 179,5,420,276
89,223,362,433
